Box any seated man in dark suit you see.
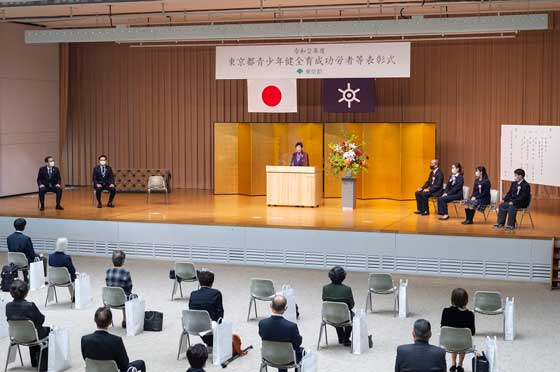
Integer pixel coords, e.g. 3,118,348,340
258,295,303,372
81,307,146,372
6,280,50,371
395,319,447,372
189,269,224,347
415,159,444,215
494,168,531,230
7,218,46,282
37,155,64,211
186,344,209,372
92,154,116,208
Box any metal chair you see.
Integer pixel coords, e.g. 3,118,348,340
177,310,213,360
147,175,168,204
247,279,275,321
7,252,28,279
260,341,301,372
45,266,74,307
5,320,49,372
171,262,198,300
483,189,500,223
439,327,477,372
85,358,119,372
317,301,352,351
452,186,470,217
429,183,447,213
102,287,127,325
517,194,535,228
365,273,398,316
474,291,503,316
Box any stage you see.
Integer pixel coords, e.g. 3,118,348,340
0,188,557,282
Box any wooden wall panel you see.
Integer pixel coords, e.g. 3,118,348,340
65,13,560,198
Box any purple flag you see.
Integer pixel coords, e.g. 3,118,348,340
323,78,376,113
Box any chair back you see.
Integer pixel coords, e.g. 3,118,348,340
85,358,119,372
102,287,127,308
182,309,213,334
462,186,470,200
175,262,197,281
48,266,72,285
439,326,473,353
261,340,297,368
474,291,503,313
8,252,28,269
368,273,395,292
250,278,275,299
8,320,39,344
524,194,532,210
147,176,166,190
490,189,500,205
321,301,351,325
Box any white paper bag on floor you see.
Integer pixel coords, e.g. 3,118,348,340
29,260,45,291
503,297,516,341
212,320,233,366
485,336,498,372
125,297,145,336
74,273,93,310
48,328,71,372
0,298,7,339
351,309,369,354
398,279,408,318
279,284,298,323
300,351,318,372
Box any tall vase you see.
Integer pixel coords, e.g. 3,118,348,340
341,171,356,210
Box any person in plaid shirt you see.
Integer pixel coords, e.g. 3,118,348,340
105,250,137,328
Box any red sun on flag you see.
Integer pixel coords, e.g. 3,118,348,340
261,85,282,107
247,79,297,113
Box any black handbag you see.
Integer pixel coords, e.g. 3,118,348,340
169,270,176,279
144,311,163,332
472,352,490,372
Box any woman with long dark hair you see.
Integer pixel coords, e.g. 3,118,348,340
437,162,464,220
463,166,491,224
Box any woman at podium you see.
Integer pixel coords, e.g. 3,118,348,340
290,142,309,166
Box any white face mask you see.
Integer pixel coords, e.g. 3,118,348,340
99,160,106,166
475,171,480,178
48,161,55,167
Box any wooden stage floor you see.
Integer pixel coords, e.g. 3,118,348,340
0,188,558,240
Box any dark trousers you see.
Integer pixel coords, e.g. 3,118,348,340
415,190,438,213
22,256,47,283
30,326,50,371
95,184,116,204
335,325,353,343
201,335,213,347
38,186,62,207
464,208,476,222
497,203,519,227
128,360,146,372
437,194,462,215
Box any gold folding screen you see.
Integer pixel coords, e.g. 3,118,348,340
214,122,435,199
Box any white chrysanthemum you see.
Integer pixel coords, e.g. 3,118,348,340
343,150,355,160
348,143,357,149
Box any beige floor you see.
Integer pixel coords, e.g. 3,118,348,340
1,253,559,372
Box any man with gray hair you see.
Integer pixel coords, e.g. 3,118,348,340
395,319,446,372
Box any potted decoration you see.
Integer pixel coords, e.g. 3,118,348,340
328,133,368,209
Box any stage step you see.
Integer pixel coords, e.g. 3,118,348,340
551,237,560,290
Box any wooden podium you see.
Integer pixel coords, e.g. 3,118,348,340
266,166,322,207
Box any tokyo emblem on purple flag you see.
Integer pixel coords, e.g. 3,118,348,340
323,78,376,113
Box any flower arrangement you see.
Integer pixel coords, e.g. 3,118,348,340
328,133,368,177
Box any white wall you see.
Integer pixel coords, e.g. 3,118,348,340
0,23,59,197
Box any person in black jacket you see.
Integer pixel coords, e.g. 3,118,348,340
395,319,446,372
463,166,491,225
81,307,146,372
415,159,444,215
92,154,116,208
48,237,77,282
37,156,64,211
6,280,50,371
258,295,303,372
322,266,354,346
186,344,208,372
7,218,46,282
441,288,476,372
494,168,531,230
437,162,465,220
189,269,224,347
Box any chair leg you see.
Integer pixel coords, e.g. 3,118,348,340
54,286,58,303
324,324,328,345
17,346,23,366
178,281,183,298
316,323,324,350
519,211,525,227
394,292,399,317
171,280,177,300
364,293,369,312
5,344,13,372
37,347,44,372
528,212,535,228
177,333,186,360
247,297,254,321
454,203,459,218
254,298,258,319
44,286,51,307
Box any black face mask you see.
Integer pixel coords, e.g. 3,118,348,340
429,165,436,170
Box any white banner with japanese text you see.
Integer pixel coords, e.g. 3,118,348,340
216,42,410,79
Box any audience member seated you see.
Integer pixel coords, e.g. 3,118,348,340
48,237,77,282
258,295,303,372
7,218,47,282
463,166,491,225
322,266,354,346
105,250,137,328
440,288,476,372
186,344,209,372
81,307,146,372
437,162,465,221
494,168,531,230
395,319,447,372
189,269,224,348
414,159,444,216
6,280,50,371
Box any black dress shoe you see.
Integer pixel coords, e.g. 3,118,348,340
421,212,429,216
493,223,504,228
462,220,473,225
56,205,64,210
39,206,45,211
107,202,114,208
343,340,351,347
122,320,127,328
97,203,103,208
456,366,464,372
413,211,423,214
505,225,515,230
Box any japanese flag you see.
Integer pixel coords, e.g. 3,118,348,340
247,79,297,113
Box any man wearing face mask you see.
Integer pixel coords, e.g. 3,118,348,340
414,159,444,216
37,156,64,211
92,155,116,208
494,168,531,230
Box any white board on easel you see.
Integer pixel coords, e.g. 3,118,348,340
500,125,560,187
